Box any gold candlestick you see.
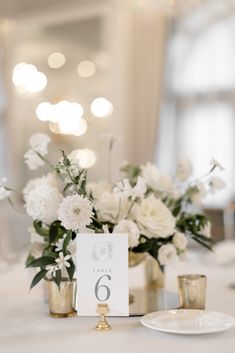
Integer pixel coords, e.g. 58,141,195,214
95,304,111,331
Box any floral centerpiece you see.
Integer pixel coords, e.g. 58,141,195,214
0,133,225,292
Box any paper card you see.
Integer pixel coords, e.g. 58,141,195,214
76,233,129,316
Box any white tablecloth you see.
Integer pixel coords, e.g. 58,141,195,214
1,256,235,353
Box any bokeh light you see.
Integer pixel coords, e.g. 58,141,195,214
77,60,96,78
47,52,66,69
70,149,96,168
90,97,113,118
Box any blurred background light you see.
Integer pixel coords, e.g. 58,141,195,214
70,148,96,168
12,63,37,86
26,71,47,93
36,102,54,121
12,63,47,93
90,97,113,118
47,52,66,69
77,60,96,78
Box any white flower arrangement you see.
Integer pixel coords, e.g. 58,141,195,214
0,133,225,288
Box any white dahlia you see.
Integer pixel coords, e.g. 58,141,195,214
58,194,94,231
25,185,63,224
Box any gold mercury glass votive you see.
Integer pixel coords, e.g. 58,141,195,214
46,278,77,318
177,274,207,310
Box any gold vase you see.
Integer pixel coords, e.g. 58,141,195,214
128,251,147,267
46,279,77,318
128,252,165,315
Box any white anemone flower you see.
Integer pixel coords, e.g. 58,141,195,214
113,178,132,199
55,252,71,269
210,158,225,171
132,176,147,199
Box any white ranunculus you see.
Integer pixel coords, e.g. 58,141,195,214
23,173,59,201
114,219,140,248
58,194,94,231
29,133,51,156
26,185,63,224
209,177,226,194
158,244,178,266
24,149,45,170
86,181,112,199
176,158,193,181
134,195,176,238
141,162,173,193
173,231,188,251
201,222,211,238
95,192,130,223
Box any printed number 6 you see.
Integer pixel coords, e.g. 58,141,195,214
95,274,111,301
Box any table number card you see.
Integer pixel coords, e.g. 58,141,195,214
76,233,129,316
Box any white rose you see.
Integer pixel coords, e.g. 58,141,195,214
113,178,132,199
173,231,188,251
176,159,193,181
158,244,178,266
141,162,173,193
95,192,130,223
114,219,140,248
134,195,176,238
23,173,59,201
86,181,112,199
26,185,63,224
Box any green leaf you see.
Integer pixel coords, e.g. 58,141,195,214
33,220,49,237
30,269,47,290
54,269,62,289
27,256,55,268
49,222,58,243
61,150,70,166
191,236,213,252
66,260,75,281
63,231,72,253
25,253,35,267
63,182,73,193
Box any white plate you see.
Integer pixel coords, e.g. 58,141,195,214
141,309,235,335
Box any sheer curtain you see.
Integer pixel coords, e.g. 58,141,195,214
109,3,168,170
156,5,235,207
